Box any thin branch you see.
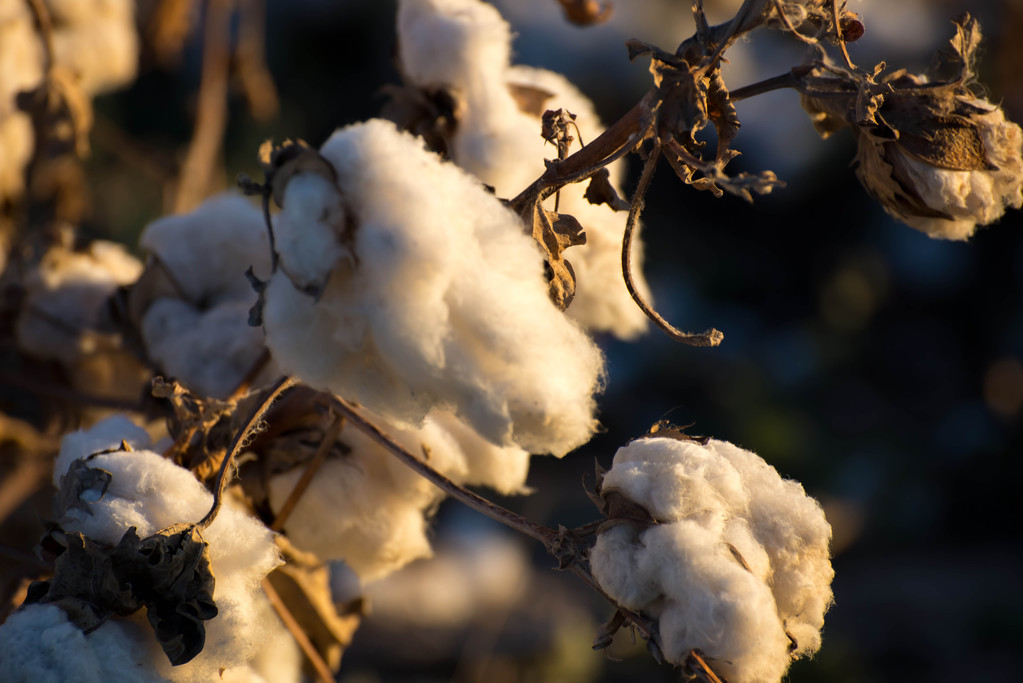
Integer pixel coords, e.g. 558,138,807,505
235,0,279,121
24,0,55,73
831,0,855,69
327,395,557,547
690,651,726,683
622,144,723,347
770,0,817,44
270,413,343,532
197,375,297,529
174,0,233,213
262,578,336,683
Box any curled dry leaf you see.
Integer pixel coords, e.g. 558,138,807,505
25,523,218,666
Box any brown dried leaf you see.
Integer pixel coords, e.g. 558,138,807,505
530,204,585,309
599,488,658,527
55,459,112,518
705,67,740,160
508,83,554,118
268,539,362,673
644,420,710,445
583,168,630,211
935,13,982,83
381,84,458,157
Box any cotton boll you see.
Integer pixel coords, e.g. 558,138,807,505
273,157,350,294
53,418,284,682
263,119,603,456
0,604,165,683
588,436,834,681
48,0,138,96
16,240,143,365
427,409,531,494
139,194,272,305
138,193,279,398
395,0,651,338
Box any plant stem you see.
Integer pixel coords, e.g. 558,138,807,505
198,376,297,530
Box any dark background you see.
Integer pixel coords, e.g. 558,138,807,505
76,1,1023,681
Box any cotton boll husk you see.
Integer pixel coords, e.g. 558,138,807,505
589,436,834,680
53,418,283,682
264,119,603,456
139,194,272,305
16,241,143,365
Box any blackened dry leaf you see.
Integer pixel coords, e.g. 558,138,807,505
644,420,710,445
26,531,139,632
112,524,218,666
55,459,112,518
583,168,630,211
593,610,627,652
508,83,554,118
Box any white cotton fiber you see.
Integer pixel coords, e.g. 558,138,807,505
396,0,651,338
267,408,529,582
589,436,834,683
42,417,288,683
262,118,604,456
16,240,143,365
138,193,279,398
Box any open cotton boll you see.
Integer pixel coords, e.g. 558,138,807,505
138,193,278,398
427,409,531,494
48,0,138,96
263,119,603,456
51,417,284,682
395,0,650,338
16,240,143,365
589,436,834,682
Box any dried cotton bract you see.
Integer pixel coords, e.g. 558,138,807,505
853,97,1023,240
261,119,604,456
589,436,833,683
0,417,294,682
395,0,651,338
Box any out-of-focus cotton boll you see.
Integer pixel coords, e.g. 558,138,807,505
262,119,603,456
49,417,287,683
47,0,138,96
589,436,834,682
266,408,525,582
16,240,143,366
137,193,278,398
395,0,650,338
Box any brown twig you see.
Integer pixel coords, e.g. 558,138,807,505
24,0,55,72
235,0,279,121
831,0,855,69
174,0,233,213
262,577,336,683
622,144,723,347
690,651,726,683
197,375,297,529
269,413,343,532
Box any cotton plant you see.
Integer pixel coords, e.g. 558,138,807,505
0,417,299,683
1,0,1020,682
256,119,605,457
0,0,138,206
393,0,652,339
588,434,833,682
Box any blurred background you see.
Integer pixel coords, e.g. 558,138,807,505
5,0,1023,681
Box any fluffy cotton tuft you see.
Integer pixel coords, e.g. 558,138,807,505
267,408,530,582
589,437,834,683
395,0,651,338
16,240,143,365
262,118,604,456
137,193,279,398
24,417,289,683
